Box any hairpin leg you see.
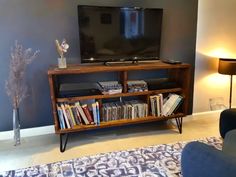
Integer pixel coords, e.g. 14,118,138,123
60,133,69,152
175,117,183,134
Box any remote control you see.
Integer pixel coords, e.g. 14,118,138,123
161,59,182,64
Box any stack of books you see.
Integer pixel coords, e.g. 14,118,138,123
101,100,148,122
127,80,148,92
150,93,183,117
57,101,100,129
162,93,183,116
98,81,122,95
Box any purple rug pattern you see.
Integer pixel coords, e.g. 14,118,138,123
0,137,222,177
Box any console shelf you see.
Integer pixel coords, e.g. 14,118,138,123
48,61,191,152
58,113,185,134
56,88,183,102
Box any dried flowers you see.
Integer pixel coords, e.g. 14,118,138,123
5,41,39,109
55,39,69,58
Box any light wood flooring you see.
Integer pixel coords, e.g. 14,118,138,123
0,112,220,172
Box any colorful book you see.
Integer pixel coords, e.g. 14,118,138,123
155,95,161,117
150,95,156,116
66,104,76,126
57,105,66,129
163,94,179,116
167,95,183,116
71,106,80,125
158,93,164,116
92,102,98,125
96,102,100,125
75,102,89,125
82,104,94,124
60,104,71,128
75,107,82,124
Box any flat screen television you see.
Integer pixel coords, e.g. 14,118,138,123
78,5,163,63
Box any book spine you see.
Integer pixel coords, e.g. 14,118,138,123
92,103,98,125
145,103,148,117
65,104,74,127
158,93,163,115
75,107,82,124
75,102,90,125
172,96,183,113
155,95,161,117
167,95,183,115
162,94,174,116
163,94,179,116
66,104,77,126
107,105,112,121
71,106,80,125
124,103,127,119
102,104,107,122
96,102,100,125
56,105,65,129
150,96,156,116
82,104,94,124
60,104,71,128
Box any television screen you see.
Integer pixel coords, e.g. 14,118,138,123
78,5,163,63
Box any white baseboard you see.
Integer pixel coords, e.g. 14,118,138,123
0,110,223,141
192,109,222,116
0,125,55,141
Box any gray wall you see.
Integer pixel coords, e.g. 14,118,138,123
0,0,198,131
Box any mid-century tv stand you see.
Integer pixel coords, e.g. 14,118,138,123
48,61,191,152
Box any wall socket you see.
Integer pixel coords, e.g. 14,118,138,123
209,97,226,111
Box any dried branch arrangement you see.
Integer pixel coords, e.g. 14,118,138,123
5,41,40,109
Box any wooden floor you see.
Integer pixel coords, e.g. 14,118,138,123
0,112,220,172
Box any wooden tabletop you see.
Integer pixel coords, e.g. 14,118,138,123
48,61,190,75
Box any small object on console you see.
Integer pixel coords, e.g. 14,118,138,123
145,78,178,90
58,82,101,97
161,59,182,64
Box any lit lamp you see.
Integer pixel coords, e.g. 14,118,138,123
218,58,236,108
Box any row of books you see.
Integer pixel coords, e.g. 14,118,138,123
57,101,100,129
101,100,148,122
150,93,183,117
57,94,183,129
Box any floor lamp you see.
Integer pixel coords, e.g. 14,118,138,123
218,58,236,109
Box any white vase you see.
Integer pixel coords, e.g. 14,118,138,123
13,108,20,146
58,57,67,68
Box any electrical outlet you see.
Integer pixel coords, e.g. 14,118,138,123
209,97,226,111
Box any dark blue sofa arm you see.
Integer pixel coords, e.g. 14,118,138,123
181,141,236,177
223,129,236,156
220,108,236,138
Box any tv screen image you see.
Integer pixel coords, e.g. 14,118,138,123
78,5,163,63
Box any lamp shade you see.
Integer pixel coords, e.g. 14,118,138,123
218,58,236,75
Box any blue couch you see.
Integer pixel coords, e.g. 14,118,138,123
220,108,236,138
181,109,236,177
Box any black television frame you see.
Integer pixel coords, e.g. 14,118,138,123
78,5,163,64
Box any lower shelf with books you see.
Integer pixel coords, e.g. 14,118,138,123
58,111,184,152
56,93,185,152
56,93,184,130
57,113,185,134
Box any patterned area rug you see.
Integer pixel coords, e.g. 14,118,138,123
0,137,222,177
